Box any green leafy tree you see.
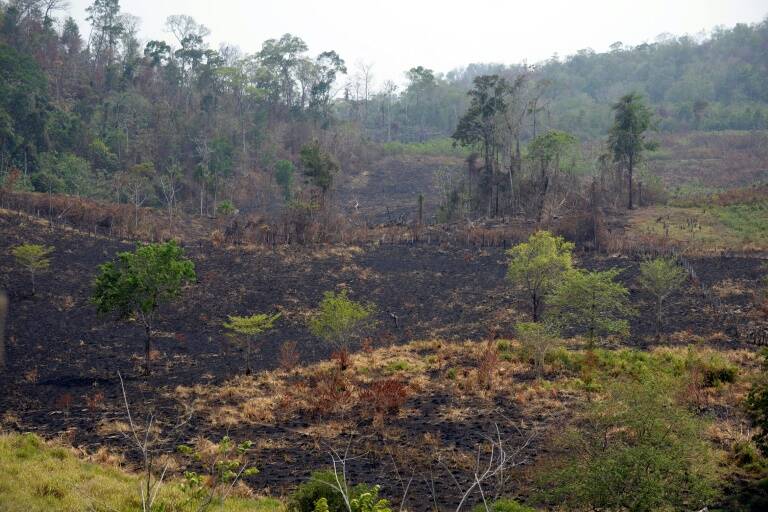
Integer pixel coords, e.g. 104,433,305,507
546,268,635,345
223,312,281,375
608,92,656,209
12,244,53,296
638,258,687,340
300,141,339,198
92,242,196,375
275,159,295,202
308,290,374,361
506,231,574,322
539,376,720,511
452,75,508,207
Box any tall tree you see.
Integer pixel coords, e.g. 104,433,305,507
452,74,508,213
608,92,656,209
85,0,123,74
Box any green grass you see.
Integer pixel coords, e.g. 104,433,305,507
714,201,768,244
0,433,284,512
628,202,768,251
379,138,470,157
383,359,414,374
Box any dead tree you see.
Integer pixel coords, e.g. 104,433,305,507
118,371,192,511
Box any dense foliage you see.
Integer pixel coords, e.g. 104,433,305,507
1,0,766,213
539,375,720,511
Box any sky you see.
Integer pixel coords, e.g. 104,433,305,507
65,0,767,87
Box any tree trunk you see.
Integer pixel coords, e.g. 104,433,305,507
0,291,7,370
144,325,152,375
245,341,251,375
532,294,539,322
628,154,634,210
656,298,663,341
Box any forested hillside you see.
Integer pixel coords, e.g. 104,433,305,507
0,0,766,210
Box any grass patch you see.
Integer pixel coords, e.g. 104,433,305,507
626,203,768,252
379,138,470,157
0,433,283,512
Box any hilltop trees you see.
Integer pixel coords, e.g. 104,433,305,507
506,231,574,322
92,241,195,375
224,312,281,375
12,244,52,296
608,92,656,209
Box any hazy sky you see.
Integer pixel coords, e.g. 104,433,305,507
65,0,766,86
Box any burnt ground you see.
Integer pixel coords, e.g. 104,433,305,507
0,209,766,509
336,154,464,224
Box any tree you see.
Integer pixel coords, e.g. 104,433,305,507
85,0,124,72
506,231,574,322
274,159,294,202
539,375,719,511
607,92,656,209
12,243,52,296
452,75,507,213
92,241,196,375
223,312,281,375
546,268,635,345
300,141,338,199
638,258,687,340
527,130,577,222
308,289,374,364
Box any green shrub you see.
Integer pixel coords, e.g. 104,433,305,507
733,440,766,472
546,268,635,345
537,374,720,511
308,290,375,354
470,498,535,512
516,321,562,377
289,471,381,512
747,349,768,455
687,350,737,387
216,200,236,216
290,471,349,512
384,360,411,374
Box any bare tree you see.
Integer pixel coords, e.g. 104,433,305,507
157,164,183,235
164,14,210,46
118,371,192,512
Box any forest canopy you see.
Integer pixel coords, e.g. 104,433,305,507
0,0,766,205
